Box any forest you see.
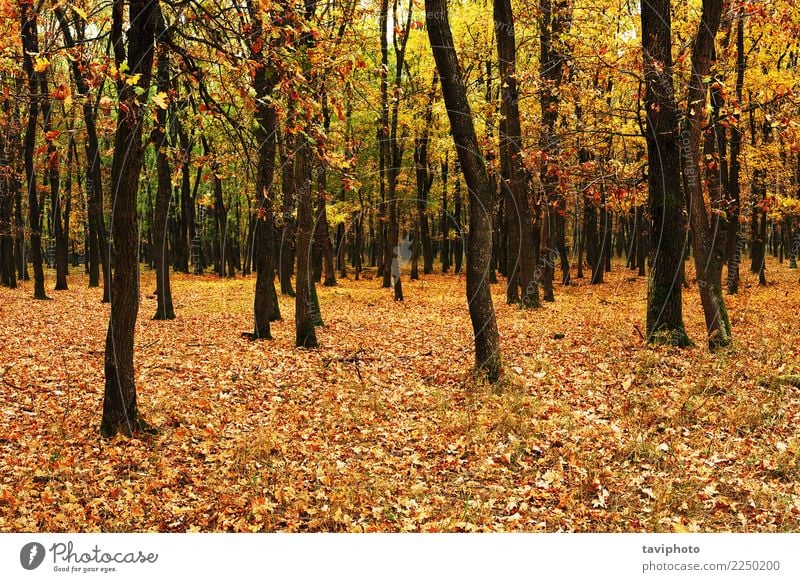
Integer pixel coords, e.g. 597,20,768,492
0,0,799,532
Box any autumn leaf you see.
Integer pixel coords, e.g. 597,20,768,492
152,92,168,109
33,57,50,73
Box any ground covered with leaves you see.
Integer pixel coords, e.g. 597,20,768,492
1,259,799,532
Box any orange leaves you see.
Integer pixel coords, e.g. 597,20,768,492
1,260,800,532
50,83,71,101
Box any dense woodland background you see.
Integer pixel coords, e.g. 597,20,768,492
0,0,799,531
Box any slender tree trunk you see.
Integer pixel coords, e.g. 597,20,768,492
640,0,689,346
415,72,437,276
55,8,109,296
101,0,156,438
538,0,571,302
277,123,296,295
40,72,67,291
0,94,19,288
427,0,502,381
151,22,175,320
20,3,47,300
495,0,538,307
441,157,450,273
248,0,281,339
452,169,463,274
683,0,731,349
295,138,319,347
636,205,647,277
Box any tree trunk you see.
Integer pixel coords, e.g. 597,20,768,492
427,0,502,382
20,3,47,300
0,93,19,288
640,0,689,346
452,170,463,274
495,0,538,307
441,157,450,273
100,0,156,438
538,0,571,302
40,71,67,292
248,0,281,339
277,123,296,295
636,205,647,277
315,165,336,287
683,0,731,349
415,72,437,276
151,21,175,320
295,138,319,347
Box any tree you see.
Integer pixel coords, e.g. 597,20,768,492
427,0,502,382
640,0,690,346
54,6,110,300
101,0,157,437
494,0,539,308
151,5,175,320
248,0,281,340
19,0,47,300
538,0,571,301
683,0,731,349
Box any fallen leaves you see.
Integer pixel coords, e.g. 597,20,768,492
0,258,799,532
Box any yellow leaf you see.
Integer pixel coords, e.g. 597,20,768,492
34,57,50,73
152,92,168,109
125,73,142,86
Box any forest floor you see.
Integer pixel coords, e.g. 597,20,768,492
1,258,799,532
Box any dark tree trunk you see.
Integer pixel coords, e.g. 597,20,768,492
603,205,612,273
248,0,281,339
14,166,27,282
415,72,437,276
452,170,463,274
315,184,337,288
441,157,450,273
495,0,538,307
55,8,109,297
20,3,47,300
588,199,603,284
538,0,571,302
683,0,731,349
636,205,647,277
380,0,412,295
151,20,175,320
0,93,19,288
40,71,67,291
640,0,689,346
427,0,502,382
295,138,319,347
277,123,296,296
101,0,156,438
576,198,585,279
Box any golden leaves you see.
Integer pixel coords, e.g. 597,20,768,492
1,259,799,532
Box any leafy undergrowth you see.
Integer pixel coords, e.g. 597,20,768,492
1,259,799,532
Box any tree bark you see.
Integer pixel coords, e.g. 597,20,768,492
414,72,437,276
495,0,538,307
427,0,502,382
538,0,571,302
101,0,156,438
277,123,296,296
20,2,47,300
151,15,175,320
683,0,731,349
295,139,319,347
640,0,689,346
